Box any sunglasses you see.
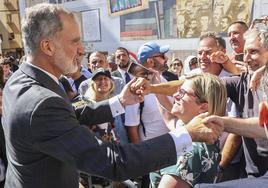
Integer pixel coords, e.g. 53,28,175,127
150,54,166,59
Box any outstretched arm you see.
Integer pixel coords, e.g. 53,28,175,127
131,77,183,128
150,80,183,96
131,77,183,96
130,77,183,112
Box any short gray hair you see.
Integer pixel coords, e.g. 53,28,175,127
21,3,73,55
244,27,268,50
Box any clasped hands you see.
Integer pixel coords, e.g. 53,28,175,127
119,77,224,144
118,77,153,107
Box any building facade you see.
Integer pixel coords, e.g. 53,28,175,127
19,0,268,61
0,0,23,58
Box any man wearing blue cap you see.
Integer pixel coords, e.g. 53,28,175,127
125,41,172,187
138,41,178,81
137,41,169,73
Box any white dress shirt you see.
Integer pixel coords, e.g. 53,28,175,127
27,62,194,157
110,95,193,156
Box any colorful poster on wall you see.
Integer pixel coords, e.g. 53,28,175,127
119,1,158,41
119,0,253,41
120,0,177,41
107,0,149,16
176,0,253,38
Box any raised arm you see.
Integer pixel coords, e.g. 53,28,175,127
131,77,183,127
150,80,183,96
210,51,242,75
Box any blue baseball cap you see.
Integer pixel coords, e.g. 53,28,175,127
137,42,169,64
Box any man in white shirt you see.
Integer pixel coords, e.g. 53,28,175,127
124,42,172,187
125,42,171,143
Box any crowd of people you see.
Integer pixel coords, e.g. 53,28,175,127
0,3,267,188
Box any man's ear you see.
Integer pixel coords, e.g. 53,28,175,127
199,102,208,113
39,39,55,56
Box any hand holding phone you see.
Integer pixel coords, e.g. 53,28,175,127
234,53,244,61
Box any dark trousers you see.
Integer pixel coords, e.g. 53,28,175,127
195,171,268,188
220,160,246,182
141,174,150,188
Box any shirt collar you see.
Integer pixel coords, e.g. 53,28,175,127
118,67,127,75
27,62,59,84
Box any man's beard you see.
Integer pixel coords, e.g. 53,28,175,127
153,59,168,72
53,42,78,75
119,61,129,69
54,53,78,75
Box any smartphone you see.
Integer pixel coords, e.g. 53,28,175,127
127,60,154,80
234,53,244,61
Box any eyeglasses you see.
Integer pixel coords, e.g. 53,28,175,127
172,63,182,67
150,54,165,59
174,88,196,100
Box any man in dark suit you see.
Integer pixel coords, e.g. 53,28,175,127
2,3,222,188
112,47,132,85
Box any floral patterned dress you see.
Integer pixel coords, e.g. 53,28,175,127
150,120,220,187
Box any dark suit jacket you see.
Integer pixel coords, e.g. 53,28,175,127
162,70,179,81
2,63,177,188
111,70,123,79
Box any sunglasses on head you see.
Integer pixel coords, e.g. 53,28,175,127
250,18,268,30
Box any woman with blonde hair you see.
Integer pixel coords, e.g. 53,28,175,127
78,68,118,142
84,69,115,102
75,68,124,188
147,73,227,188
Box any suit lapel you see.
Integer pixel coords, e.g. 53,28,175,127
112,70,123,79
20,62,69,102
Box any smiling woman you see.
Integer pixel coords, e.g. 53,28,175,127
150,73,227,188
74,68,119,187
84,68,115,101
171,73,227,125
